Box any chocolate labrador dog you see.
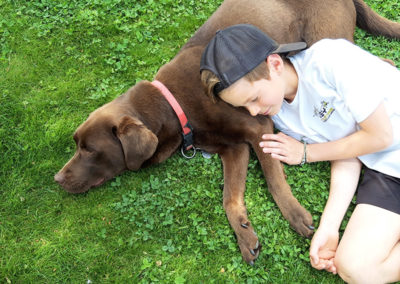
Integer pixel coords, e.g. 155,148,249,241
55,0,400,264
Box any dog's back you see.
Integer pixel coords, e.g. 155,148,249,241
183,0,400,51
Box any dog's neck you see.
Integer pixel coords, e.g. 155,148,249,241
126,80,183,137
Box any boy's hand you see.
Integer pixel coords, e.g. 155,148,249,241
260,132,304,165
309,227,339,274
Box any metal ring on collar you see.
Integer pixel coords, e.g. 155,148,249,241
181,145,197,159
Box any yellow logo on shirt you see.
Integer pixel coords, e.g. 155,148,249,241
314,101,335,122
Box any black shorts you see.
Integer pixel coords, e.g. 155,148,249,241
356,167,400,215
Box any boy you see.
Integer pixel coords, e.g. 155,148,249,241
200,24,400,283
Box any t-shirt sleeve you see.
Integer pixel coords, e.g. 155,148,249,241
316,39,398,123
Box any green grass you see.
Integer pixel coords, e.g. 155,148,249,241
1,0,399,283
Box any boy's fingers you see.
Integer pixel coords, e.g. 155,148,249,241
309,253,319,266
324,260,337,274
259,141,281,148
309,245,320,266
327,264,337,274
270,153,286,162
261,133,280,140
313,262,325,270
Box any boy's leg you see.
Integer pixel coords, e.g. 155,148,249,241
335,204,400,284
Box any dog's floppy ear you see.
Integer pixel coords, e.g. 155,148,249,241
116,116,158,171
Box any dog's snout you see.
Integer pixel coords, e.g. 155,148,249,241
54,173,65,184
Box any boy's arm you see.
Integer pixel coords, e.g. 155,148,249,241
260,102,392,165
310,158,362,273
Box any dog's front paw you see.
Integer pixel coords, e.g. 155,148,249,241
287,205,314,238
236,221,261,265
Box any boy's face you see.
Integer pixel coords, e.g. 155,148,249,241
219,70,286,117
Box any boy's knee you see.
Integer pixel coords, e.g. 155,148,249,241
335,252,378,284
334,259,359,284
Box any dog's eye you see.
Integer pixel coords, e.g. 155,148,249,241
112,126,117,135
80,143,93,153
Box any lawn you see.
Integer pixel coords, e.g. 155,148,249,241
1,0,399,283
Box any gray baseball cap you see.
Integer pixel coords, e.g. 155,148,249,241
200,24,307,95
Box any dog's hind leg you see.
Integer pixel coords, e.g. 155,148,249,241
219,143,261,265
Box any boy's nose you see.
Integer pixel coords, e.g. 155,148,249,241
247,106,259,116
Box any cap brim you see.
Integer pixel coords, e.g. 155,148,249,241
273,42,307,54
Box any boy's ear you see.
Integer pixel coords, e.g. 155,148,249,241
266,54,284,74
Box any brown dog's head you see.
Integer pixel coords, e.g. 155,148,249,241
54,103,158,193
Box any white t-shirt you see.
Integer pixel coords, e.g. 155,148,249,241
271,39,400,178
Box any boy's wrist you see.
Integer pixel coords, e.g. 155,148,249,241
318,215,342,232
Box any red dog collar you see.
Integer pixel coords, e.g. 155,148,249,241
151,80,194,152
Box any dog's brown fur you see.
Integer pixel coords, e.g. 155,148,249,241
55,0,400,264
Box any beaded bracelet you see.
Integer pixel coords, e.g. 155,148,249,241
300,140,307,166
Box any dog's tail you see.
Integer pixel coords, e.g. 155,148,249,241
354,0,400,39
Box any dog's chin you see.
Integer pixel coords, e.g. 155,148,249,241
92,177,106,188
63,177,106,194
